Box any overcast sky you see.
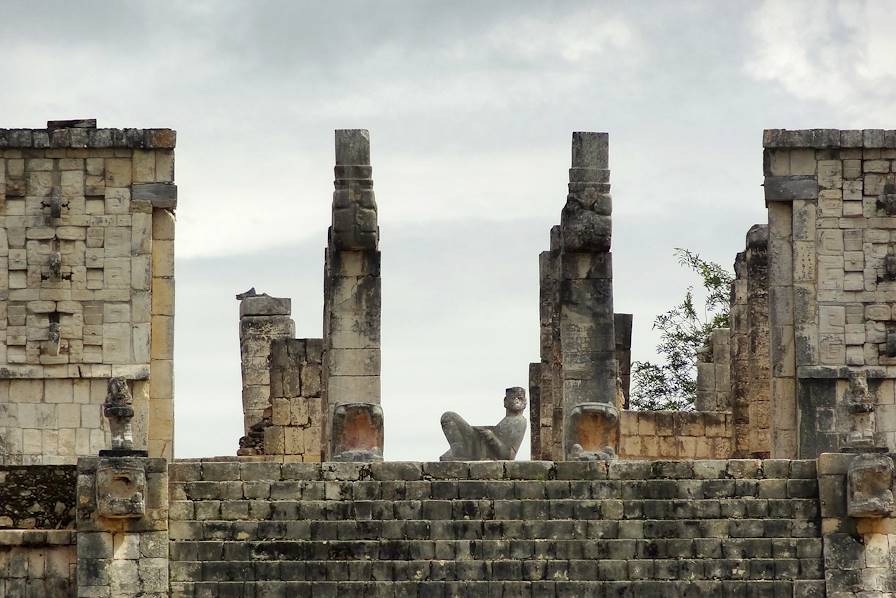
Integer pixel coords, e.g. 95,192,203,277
3,1,895,460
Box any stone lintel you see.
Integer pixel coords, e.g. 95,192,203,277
762,128,896,149
0,127,176,148
132,183,178,209
0,364,149,379
764,176,818,201
239,295,292,317
797,366,889,379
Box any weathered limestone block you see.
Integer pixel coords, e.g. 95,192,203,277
96,458,145,518
440,387,527,461
331,129,378,251
847,452,895,518
614,313,633,408
696,327,731,412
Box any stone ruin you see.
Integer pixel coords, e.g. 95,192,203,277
0,121,894,596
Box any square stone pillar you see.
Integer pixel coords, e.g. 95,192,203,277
322,129,383,461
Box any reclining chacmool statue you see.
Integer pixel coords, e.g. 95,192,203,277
439,387,527,461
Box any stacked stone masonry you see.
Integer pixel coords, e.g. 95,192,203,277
730,225,772,458
817,452,896,597
0,530,76,597
695,327,731,413
167,458,825,597
618,411,734,460
764,129,896,457
264,338,324,461
237,294,295,438
0,123,176,464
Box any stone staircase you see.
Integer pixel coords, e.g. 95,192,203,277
168,459,826,597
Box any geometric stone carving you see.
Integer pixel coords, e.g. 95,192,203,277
847,453,895,518
439,387,527,461
95,458,146,519
330,403,383,462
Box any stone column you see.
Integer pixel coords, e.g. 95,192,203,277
559,132,618,460
767,198,797,458
237,293,295,436
323,129,383,461
614,313,633,409
728,225,772,457
530,229,562,460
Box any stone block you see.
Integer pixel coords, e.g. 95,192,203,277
239,295,291,317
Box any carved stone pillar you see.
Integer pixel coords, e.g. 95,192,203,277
559,132,618,460
323,129,383,461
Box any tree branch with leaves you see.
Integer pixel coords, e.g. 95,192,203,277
630,249,734,411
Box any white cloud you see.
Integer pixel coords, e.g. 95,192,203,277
746,0,896,124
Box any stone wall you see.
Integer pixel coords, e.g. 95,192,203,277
0,530,76,596
0,465,76,529
817,452,896,597
167,457,823,597
764,129,896,457
618,411,734,460
0,123,176,463
264,338,323,461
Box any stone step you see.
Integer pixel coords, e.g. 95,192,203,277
170,538,822,562
171,497,820,522
175,557,825,582
170,518,821,542
170,478,819,502
169,459,818,484
171,578,827,598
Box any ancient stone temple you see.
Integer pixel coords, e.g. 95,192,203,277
0,121,176,465
1,123,895,597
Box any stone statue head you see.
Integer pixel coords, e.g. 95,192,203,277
106,377,132,406
504,387,527,414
